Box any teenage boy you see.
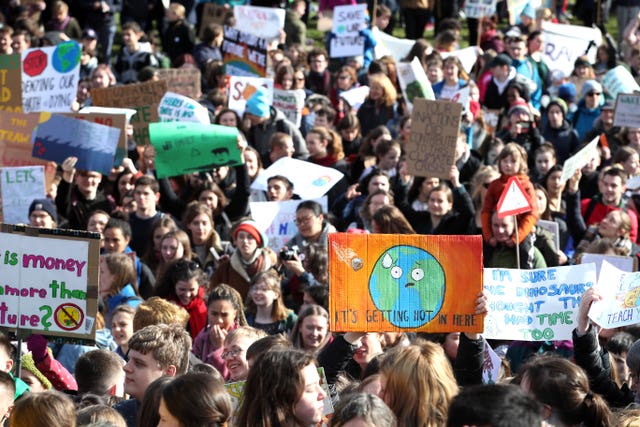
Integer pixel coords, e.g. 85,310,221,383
128,175,164,255
113,324,191,427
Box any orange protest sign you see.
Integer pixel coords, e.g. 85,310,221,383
329,233,483,333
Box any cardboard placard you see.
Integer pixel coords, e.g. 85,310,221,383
406,99,461,179
329,234,483,333
251,157,344,200
0,111,48,168
589,261,640,329
484,264,596,341
91,80,168,146
614,93,640,128
223,26,268,77
249,197,328,252
0,225,100,342
233,5,285,41
0,165,45,225
156,68,202,100
0,54,22,112
199,3,227,39
21,41,81,113
149,122,241,179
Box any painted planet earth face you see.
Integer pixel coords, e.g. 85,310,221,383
369,245,445,328
52,41,80,73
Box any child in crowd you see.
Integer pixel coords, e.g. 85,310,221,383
113,22,159,84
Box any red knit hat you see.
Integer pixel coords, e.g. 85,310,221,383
233,220,267,248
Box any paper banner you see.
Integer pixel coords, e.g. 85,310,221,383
0,165,45,224
330,4,367,58
249,197,328,252
406,99,461,179
272,89,306,127
329,233,483,332
339,86,370,110
372,27,414,62
581,253,635,280
156,68,202,100
0,226,100,342
158,91,210,124
149,122,241,179
396,58,435,113
614,93,640,128
559,136,598,185
0,111,47,167
233,5,285,41
223,26,268,77
589,261,640,329
541,22,601,77
0,54,22,112
484,264,596,341
465,0,497,18
602,66,640,101
228,76,274,117
441,47,481,75
91,80,168,146
251,157,344,200
21,41,81,113
32,115,120,175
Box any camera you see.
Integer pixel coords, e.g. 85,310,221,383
280,245,300,261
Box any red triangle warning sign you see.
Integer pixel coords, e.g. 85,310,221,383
496,176,532,218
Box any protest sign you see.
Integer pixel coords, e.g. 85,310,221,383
441,47,481,75
249,197,328,252
0,54,22,112
0,165,45,224
223,26,268,77
541,22,601,77
406,99,461,179
0,226,100,342
372,27,414,62
329,233,483,333
465,0,497,18
21,41,81,113
156,68,202,99
589,261,640,329
233,5,285,41
330,4,367,58
506,0,530,24
484,264,596,341
581,253,636,278
0,111,45,167
228,76,274,116
397,58,435,113
272,89,306,127
559,136,599,185
251,157,344,200
149,122,241,179
32,114,120,175
158,91,210,124
64,111,128,167
537,219,560,251
603,66,640,101
339,86,370,110
614,93,640,128
450,85,470,107
91,79,168,146
482,341,502,384
496,176,532,218
199,3,227,38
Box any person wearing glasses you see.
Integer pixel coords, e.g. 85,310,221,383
569,79,604,141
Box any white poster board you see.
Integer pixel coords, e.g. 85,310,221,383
541,22,601,77
330,4,367,58
272,89,306,127
233,5,285,41
465,0,497,18
484,264,596,341
372,27,415,62
158,91,210,124
559,136,599,185
603,67,640,102
0,166,45,225
396,57,435,113
614,93,640,128
589,261,640,328
228,76,274,117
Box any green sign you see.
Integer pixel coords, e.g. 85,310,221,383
149,122,241,178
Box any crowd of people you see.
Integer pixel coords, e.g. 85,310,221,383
5,0,640,426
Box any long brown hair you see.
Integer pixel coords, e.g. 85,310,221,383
246,270,293,322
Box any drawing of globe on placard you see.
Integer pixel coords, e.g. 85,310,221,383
52,41,80,73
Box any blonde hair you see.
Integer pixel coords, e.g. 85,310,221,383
380,341,458,427
368,73,397,108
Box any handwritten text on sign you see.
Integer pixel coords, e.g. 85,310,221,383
484,264,596,341
0,228,100,340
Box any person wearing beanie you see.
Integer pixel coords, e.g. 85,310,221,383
245,88,309,166
20,353,52,392
28,198,58,229
570,55,596,97
569,79,603,140
518,3,536,35
541,97,580,164
210,219,277,299
22,334,77,392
